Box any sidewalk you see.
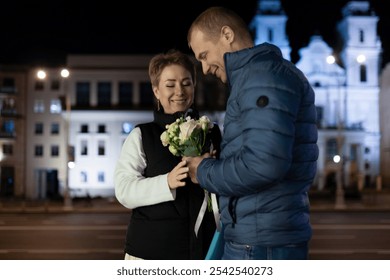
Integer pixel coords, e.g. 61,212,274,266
0,197,129,214
310,188,390,211
1,190,390,214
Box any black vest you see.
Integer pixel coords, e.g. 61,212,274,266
124,110,220,260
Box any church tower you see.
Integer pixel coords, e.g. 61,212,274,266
337,1,381,87
251,0,382,193
249,0,290,60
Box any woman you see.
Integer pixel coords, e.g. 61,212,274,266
114,49,221,260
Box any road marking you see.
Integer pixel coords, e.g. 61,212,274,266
0,248,123,254
312,234,355,239
0,225,127,231
97,235,124,240
312,224,390,230
310,249,390,255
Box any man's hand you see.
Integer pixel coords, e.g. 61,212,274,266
183,153,211,184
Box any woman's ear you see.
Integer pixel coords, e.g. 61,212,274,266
153,86,159,99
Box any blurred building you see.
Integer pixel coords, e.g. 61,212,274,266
0,65,27,198
0,54,226,200
0,0,386,201
251,0,382,194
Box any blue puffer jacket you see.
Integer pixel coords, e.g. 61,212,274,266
197,43,319,246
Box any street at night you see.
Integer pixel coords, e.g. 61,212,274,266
0,210,390,260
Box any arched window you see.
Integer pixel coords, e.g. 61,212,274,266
359,64,367,82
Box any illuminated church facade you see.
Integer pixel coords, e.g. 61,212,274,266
251,0,382,193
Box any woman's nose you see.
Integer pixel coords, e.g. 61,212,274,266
175,86,184,95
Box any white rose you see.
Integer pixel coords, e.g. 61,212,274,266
179,119,198,142
199,115,213,131
169,145,178,156
160,131,169,146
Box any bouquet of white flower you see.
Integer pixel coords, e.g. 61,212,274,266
160,115,214,157
160,114,220,224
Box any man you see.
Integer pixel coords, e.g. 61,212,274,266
183,6,319,260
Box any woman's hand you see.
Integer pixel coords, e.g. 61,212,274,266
167,160,189,189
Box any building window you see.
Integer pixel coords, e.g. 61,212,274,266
51,123,60,135
350,144,358,161
98,140,105,156
97,82,111,107
50,99,62,113
35,81,44,90
98,124,106,133
326,138,338,162
122,122,133,134
51,145,59,157
80,171,88,183
1,98,15,116
98,171,105,183
2,120,15,136
35,123,44,135
81,140,88,156
267,28,273,42
34,100,45,113
316,106,323,128
1,77,16,93
359,29,364,43
139,82,154,107
119,82,133,107
35,145,44,157
2,144,13,155
75,82,90,107
360,64,367,82
51,79,60,90
80,124,88,133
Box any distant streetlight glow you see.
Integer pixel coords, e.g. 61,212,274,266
61,68,70,78
333,154,341,163
326,55,336,64
37,70,46,79
68,161,75,169
357,54,366,64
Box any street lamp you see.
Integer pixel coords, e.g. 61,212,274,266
327,55,346,209
61,68,73,210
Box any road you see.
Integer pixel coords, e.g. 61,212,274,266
310,211,390,260
0,211,389,260
0,212,129,260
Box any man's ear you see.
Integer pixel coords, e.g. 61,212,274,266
221,26,234,43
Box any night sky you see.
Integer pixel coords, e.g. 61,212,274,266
0,0,388,70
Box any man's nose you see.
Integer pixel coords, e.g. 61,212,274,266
201,62,210,75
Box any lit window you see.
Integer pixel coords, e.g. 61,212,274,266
98,172,105,183
50,99,62,114
34,100,45,113
122,122,133,134
80,171,88,183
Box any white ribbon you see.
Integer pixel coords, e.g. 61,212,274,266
194,190,221,237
